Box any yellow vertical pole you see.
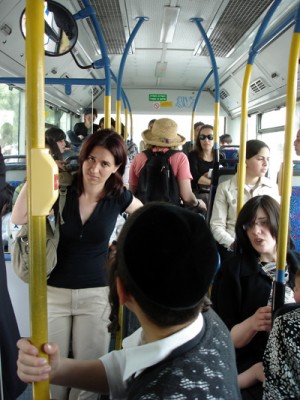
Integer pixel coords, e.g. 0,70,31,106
191,112,195,141
104,95,111,129
26,0,50,398
116,100,122,134
277,32,300,275
124,107,128,140
129,111,133,141
237,64,252,214
213,102,219,142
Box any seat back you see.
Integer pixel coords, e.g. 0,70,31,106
290,167,300,252
206,166,236,223
220,145,239,168
4,155,26,188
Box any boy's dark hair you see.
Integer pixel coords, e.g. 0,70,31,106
99,117,116,129
220,134,232,145
194,121,204,130
108,203,218,331
84,107,97,116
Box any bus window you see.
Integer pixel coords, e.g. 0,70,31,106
0,84,20,155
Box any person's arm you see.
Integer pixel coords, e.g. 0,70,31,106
238,362,264,389
125,195,143,214
128,154,140,195
177,179,206,210
210,182,235,248
198,173,211,186
17,338,109,393
231,305,272,348
188,152,211,187
263,313,300,399
11,181,28,225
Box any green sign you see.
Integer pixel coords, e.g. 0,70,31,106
149,94,167,102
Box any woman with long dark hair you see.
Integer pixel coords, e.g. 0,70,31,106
212,195,300,400
188,124,214,206
12,130,143,400
210,139,279,261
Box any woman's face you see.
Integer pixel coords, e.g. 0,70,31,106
56,139,66,153
245,207,277,259
246,146,270,178
82,145,120,186
198,127,213,151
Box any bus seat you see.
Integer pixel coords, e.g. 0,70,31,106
290,186,300,252
219,146,239,168
4,155,26,188
206,166,236,223
290,168,300,252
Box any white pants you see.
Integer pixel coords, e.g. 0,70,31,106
47,286,111,400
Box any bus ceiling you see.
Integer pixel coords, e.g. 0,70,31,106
0,0,298,117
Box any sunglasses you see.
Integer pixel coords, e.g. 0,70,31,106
199,134,213,141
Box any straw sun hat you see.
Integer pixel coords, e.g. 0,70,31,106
142,118,186,148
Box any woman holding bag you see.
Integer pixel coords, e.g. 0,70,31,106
12,130,143,400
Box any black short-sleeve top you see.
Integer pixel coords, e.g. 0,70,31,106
47,183,133,289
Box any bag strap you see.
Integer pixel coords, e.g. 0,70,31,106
58,186,68,225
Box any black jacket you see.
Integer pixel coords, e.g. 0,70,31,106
211,251,300,372
0,152,26,398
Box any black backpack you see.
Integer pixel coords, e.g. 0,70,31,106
136,150,181,205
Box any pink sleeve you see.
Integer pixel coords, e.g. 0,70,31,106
169,152,192,181
129,152,148,187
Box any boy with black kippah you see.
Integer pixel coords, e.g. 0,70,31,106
17,203,241,399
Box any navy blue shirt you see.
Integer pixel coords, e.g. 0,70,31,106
48,183,132,289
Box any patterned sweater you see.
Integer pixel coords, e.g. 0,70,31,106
126,309,241,400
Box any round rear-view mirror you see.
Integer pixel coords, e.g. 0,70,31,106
20,1,78,57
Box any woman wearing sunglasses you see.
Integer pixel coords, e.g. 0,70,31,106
211,195,299,400
188,124,215,207
210,139,279,262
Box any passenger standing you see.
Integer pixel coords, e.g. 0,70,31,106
188,124,214,207
182,121,204,155
210,139,279,261
129,118,206,211
16,203,241,400
139,118,156,152
263,269,300,399
0,148,26,399
211,195,299,400
69,108,98,146
12,130,143,400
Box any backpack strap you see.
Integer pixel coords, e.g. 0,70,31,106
58,186,68,225
164,149,180,159
143,149,153,159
